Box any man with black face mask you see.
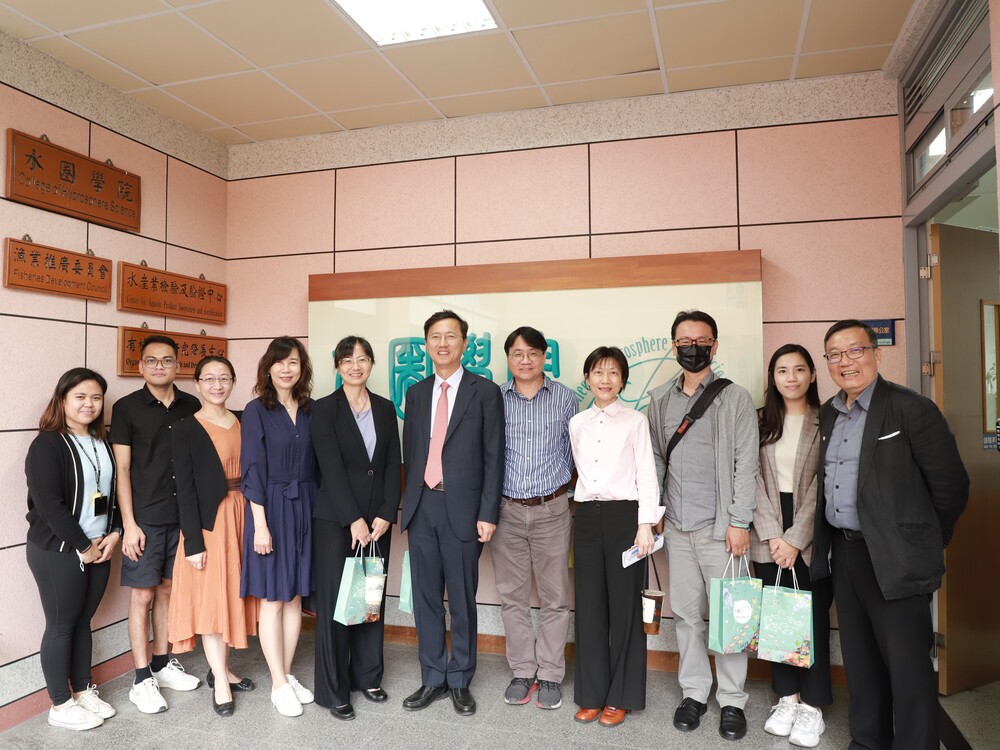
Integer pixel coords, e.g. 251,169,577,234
647,310,759,742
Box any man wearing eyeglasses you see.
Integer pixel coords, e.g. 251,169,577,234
492,326,577,711
110,335,201,714
647,309,759,742
811,319,968,750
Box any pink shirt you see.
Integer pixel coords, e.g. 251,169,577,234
569,398,663,525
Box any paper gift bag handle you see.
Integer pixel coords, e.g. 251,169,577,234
722,553,753,581
771,566,800,591
369,539,383,563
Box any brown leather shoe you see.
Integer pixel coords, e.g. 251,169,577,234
574,707,602,723
599,706,630,727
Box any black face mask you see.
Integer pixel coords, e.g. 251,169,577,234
676,344,713,373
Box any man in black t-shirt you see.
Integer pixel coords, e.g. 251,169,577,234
110,335,201,714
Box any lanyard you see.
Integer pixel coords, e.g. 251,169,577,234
71,433,102,489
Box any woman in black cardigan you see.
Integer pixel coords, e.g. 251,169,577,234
26,368,120,731
310,336,401,721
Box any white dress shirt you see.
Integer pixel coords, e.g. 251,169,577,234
429,367,464,435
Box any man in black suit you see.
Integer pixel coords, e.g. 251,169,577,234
811,319,969,750
400,310,505,717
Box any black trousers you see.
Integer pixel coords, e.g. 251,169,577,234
408,487,482,689
26,542,111,705
313,517,391,707
573,501,646,710
832,533,938,750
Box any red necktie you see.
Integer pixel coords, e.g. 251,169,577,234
423,382,449,488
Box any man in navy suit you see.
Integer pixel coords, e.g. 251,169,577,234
400,310,505,716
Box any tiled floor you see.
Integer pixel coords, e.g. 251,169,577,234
0,632,861,750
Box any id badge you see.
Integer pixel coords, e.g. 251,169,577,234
93,492,109,516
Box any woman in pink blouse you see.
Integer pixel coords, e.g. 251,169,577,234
569,346,662,728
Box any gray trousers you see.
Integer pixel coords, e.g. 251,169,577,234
491,491,572,683
666,520,749,709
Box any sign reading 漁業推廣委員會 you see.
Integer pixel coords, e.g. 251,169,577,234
3,238,112,302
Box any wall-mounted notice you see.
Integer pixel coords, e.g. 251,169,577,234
117,261,226,324
5,129,141,232
118,326,228,379
3,237,112,301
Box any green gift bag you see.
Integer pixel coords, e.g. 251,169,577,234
333,548,367,626
398,550,414,614
757,568,814,668
708,555,763,655
364,541,387,623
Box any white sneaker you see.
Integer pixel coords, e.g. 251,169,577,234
789,703,825,748
75,684,116,719
129,677,168,714
286,674,314,704
48,699,103,730
151,658,200,691
271,683,303,717
764,695,799,736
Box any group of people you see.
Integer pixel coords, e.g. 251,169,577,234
25,308,969,750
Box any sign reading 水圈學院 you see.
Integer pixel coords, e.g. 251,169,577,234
5,130,141,233
117,326,228,379
3,238,112,301
117,261,226,324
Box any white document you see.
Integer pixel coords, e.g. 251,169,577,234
621,533,664,568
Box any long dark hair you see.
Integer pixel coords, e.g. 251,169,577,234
253,336,313,411
759,344,820,446
39,367,109,439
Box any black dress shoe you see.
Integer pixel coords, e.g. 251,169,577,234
361,687,388,703
402,685,448,711
450,687,476,716
330,703,356,721
212,692,234,717
674,697,708,731
719,706,747,741
207,669,255,692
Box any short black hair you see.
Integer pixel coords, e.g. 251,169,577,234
334,336,375,367
823,319,878,348
140,334,179,356
671,310,718,340
423,309,469,339
503,326,547,354
582,346,629,393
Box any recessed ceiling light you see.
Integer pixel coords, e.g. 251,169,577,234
332,0,498,46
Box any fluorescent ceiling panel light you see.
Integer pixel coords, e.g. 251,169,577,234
333,0,497,46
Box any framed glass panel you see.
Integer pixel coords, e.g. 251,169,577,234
950,67,993,134
983,300,999,433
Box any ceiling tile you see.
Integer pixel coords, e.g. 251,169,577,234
271,53,416,111
515,14,658,84
802,0,915,53
130,88,222,130
657,0,804,68
184,0,369,67
332,101,441,130
491,0,647,27
0,8,51,38
796,46,892,79
68,14,252,85
164,71,316,124
237,115,343,141
201,127,255,145
1,0,164,32
32,37,150,90
667,57,792,92
383,32,533,98
433,88,547,118
546,71,662,105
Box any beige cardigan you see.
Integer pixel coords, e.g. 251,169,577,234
749,406,820,567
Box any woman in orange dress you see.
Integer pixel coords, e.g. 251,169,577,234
168,356,259,717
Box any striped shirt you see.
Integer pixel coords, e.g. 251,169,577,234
501,377,578,498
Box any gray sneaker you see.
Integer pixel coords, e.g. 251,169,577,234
504,677,537,705
535,680,562,709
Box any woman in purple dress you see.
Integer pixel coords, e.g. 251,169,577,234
240,336,318,717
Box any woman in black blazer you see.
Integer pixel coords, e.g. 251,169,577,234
26,368,120,731
310,336,401,721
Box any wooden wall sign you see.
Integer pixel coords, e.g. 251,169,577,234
3,237,112,301
117,261,226,324
5,129,141,233
118,326,228,379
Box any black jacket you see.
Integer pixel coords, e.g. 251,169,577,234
26,430,119,553
171,416,231,556
811,376,970,599
311,389,401,527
